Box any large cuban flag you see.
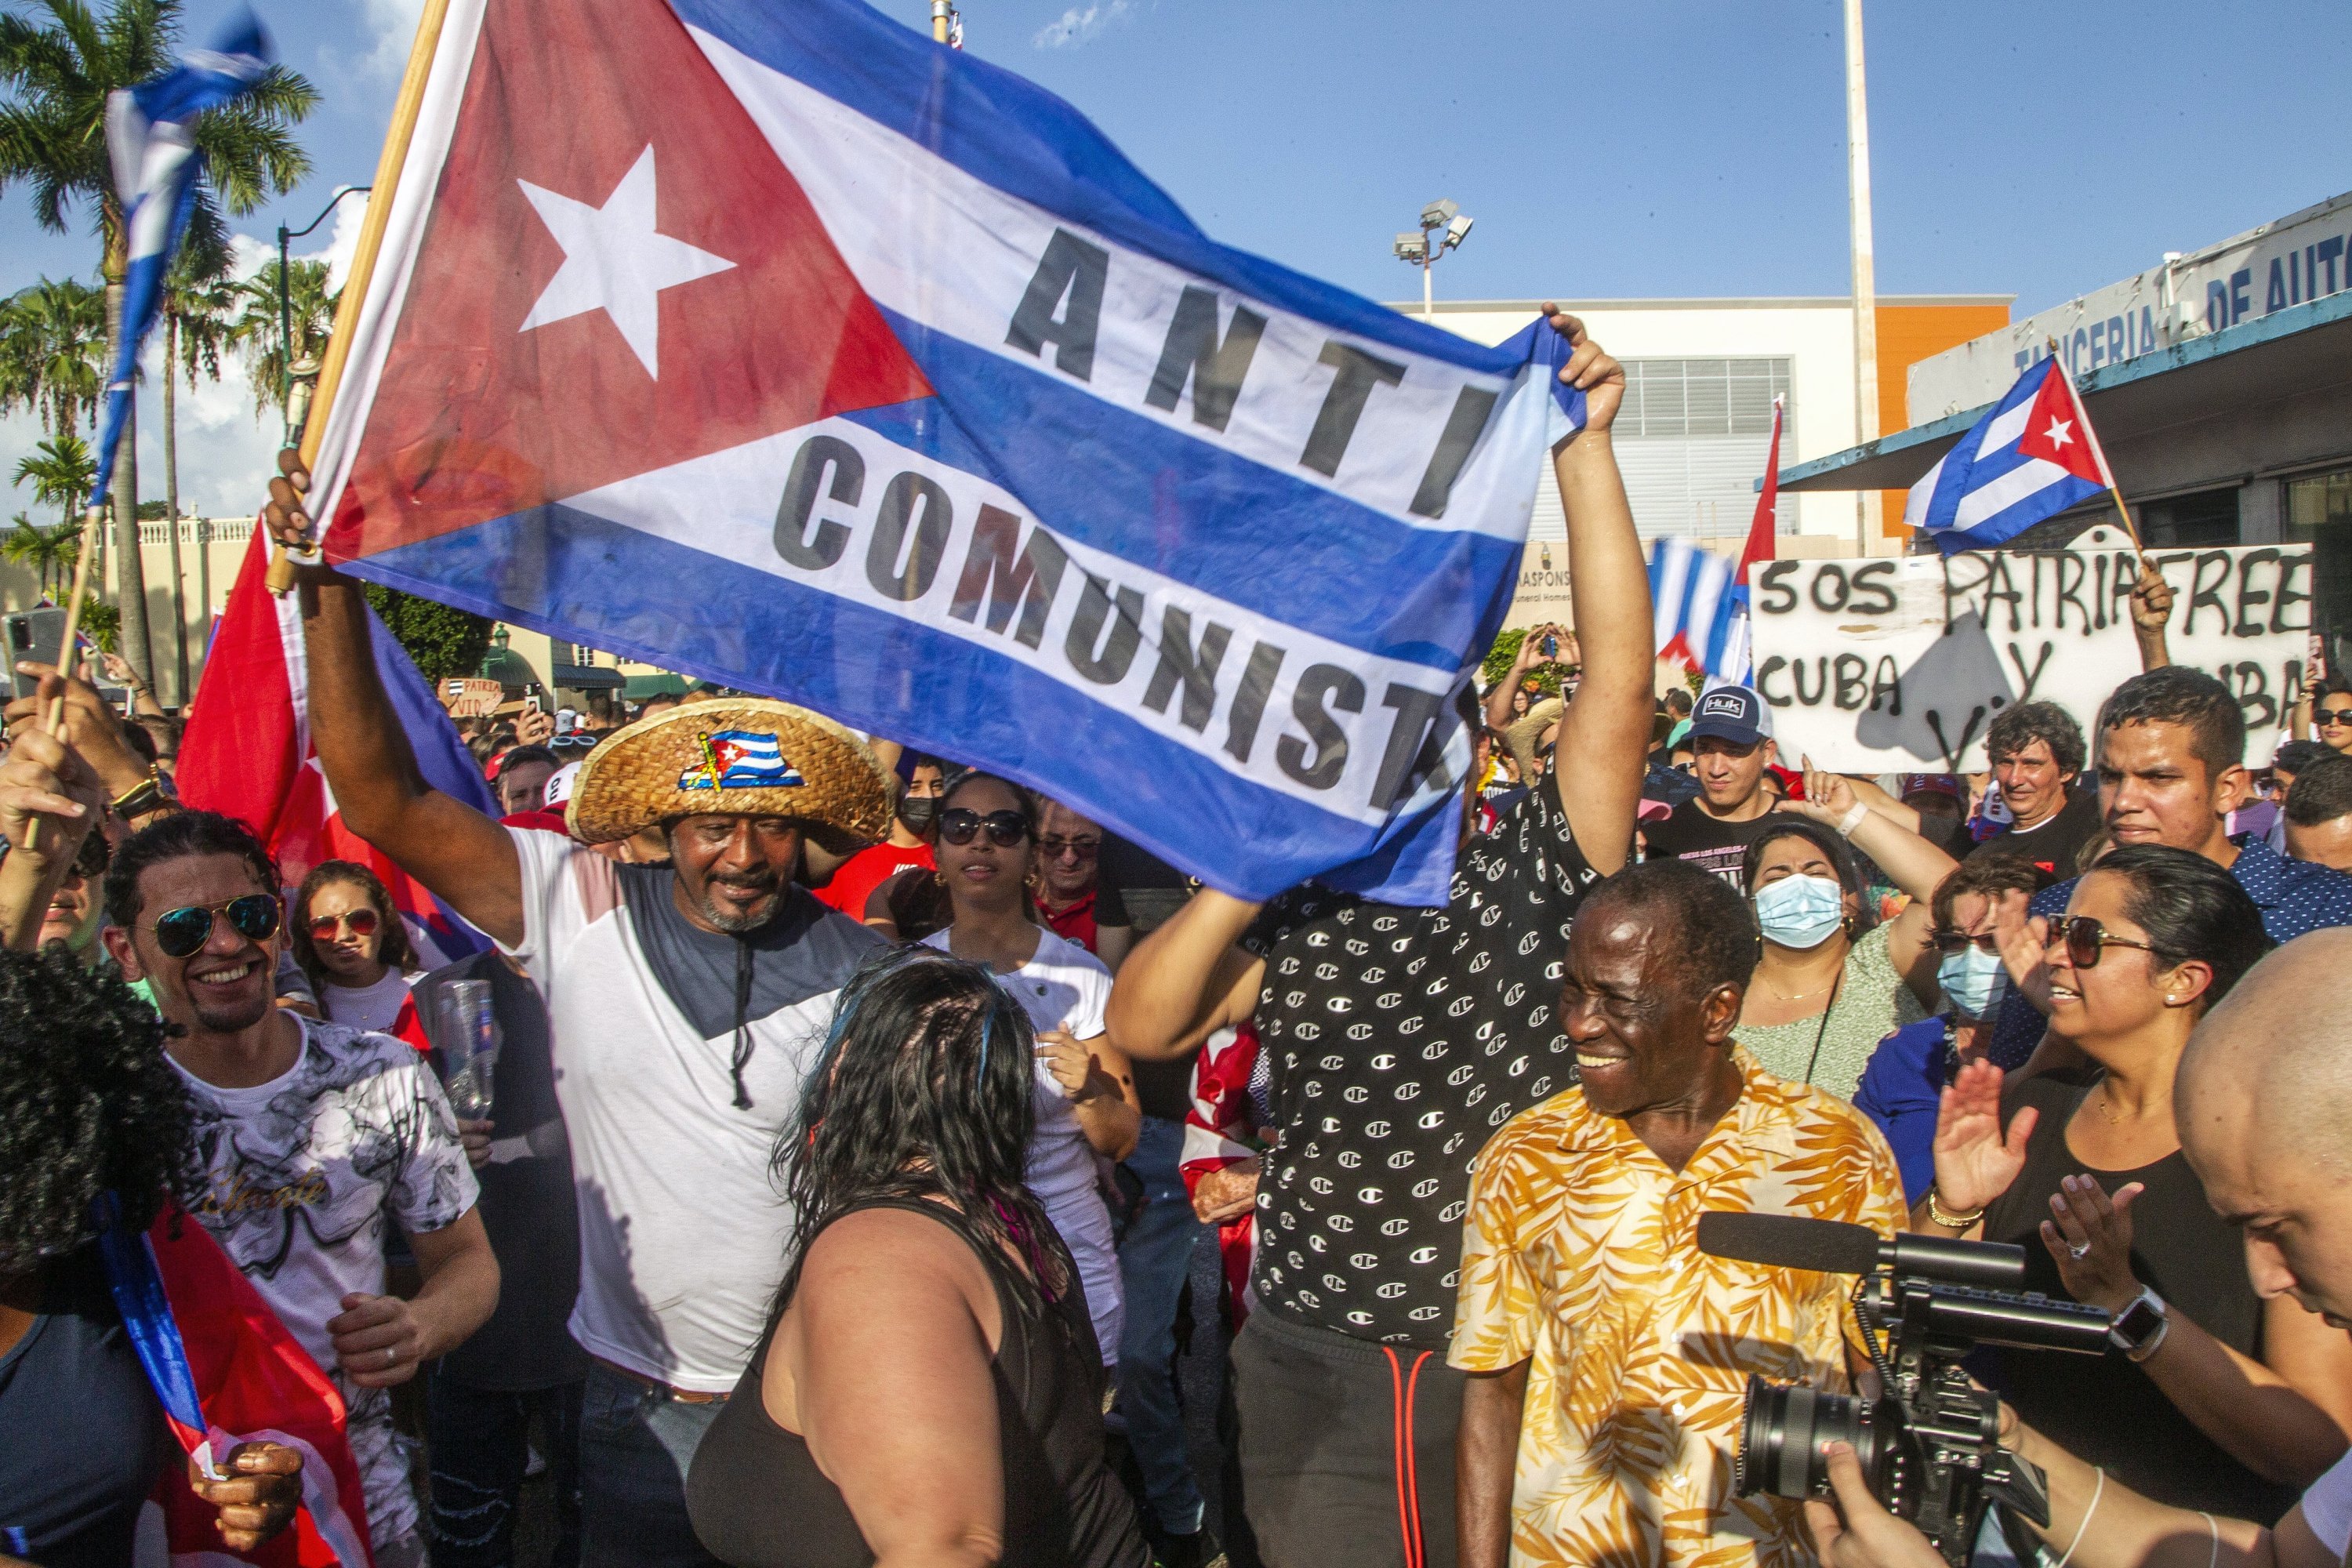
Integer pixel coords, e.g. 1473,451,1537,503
1901,357,2111,556
300,0,1584,906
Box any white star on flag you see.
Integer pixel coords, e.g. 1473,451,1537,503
2042,416,2074,448
517,146,735,377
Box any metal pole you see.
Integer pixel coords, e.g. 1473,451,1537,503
932,0,950,42
278,225,294,443
1844,0,1881,557
1423,255,1433,319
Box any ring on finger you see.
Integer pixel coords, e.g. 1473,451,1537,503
384,1345,398,1368
2067,1240,2092,1261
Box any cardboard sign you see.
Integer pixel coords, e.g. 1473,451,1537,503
440,677,506,718
1748,530,2310,772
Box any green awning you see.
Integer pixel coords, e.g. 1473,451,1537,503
477,647,543,693
622,672,695,699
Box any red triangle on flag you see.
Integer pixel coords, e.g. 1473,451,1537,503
327,0,933,563
2012,363,2106,485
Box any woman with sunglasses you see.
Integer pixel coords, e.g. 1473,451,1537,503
917,772,1139,1370
1921,845,2352,1521
288,862,419,1032
685,949,1149,1568
2314,682,2352,756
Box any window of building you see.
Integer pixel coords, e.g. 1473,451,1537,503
2139,486,2240,548
1530,357,1794,544
2288,467,2352,677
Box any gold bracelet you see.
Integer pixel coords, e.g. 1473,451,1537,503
1926,1186,1986,1229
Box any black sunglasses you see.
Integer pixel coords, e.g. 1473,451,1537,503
938,808,1030,848
2317,707,2352,728
1930,929,2001,954
2059,915,2158,971
151,895,281,960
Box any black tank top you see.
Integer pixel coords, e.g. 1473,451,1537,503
1977,1076,2299,1523
684,1198,1149,1568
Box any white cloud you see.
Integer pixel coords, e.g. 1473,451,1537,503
1033,0,1135,48
354,0,428,80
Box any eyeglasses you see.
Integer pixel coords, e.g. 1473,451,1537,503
1930,929,2001,954
938,808,1030,848
2317,707,2352,728
550,734,597,751
1036,836,1100,861
2059,915,2160,970
150,895,281,960
307,907,381,942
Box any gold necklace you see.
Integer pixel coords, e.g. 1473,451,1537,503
1762,975,1837,1003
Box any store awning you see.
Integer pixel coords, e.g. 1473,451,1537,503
622,671,695,699
477,647,543,695
1773,287,2352,493
553,662,624,691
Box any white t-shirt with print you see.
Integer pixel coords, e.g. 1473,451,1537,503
500,827,880,1393
922,926,1123,1362
319,967,418,1033
2299,1446,2352,1558
173,1016,478,1548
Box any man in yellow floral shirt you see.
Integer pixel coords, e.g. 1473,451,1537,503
1454,858,1907,1568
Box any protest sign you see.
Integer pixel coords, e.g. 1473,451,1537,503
1749,528,2310,772
440,677,505,717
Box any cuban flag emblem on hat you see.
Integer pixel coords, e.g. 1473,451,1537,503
680,728,805,790
1902,358,2111,555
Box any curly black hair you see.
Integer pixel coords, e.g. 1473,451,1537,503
0,947,197,1272
772,947,1063,1319
103,810,279,931
1580,858,1762,1003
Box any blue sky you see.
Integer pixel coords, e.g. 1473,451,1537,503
2,0,2348,519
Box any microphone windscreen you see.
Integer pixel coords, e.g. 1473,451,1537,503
1694,1210,1882,1275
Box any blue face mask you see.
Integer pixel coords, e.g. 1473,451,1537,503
1937,943,2009,1022
1753,873,1846,949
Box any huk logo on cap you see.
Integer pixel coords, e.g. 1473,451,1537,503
1699,691,1750,719
677,730,805,791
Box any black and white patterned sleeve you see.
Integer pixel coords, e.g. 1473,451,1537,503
386,1054,481,1235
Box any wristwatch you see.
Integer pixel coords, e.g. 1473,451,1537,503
2109,1287,2171,1363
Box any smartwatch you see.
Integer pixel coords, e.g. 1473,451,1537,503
2109,1287,2171,1363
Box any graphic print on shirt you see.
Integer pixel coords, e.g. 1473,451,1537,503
1249,787,1601,1345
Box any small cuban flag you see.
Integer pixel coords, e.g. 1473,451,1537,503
93,12,274,505
1648,538,1744,681
1902,357,2113,556
681,728,805,790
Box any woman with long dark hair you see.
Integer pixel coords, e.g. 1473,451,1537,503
1923,845,2352,1519
686,949,1149,1568
288,861,419,1031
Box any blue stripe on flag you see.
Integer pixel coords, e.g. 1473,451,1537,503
93,1195,209,1439
667,0,1533,379
1911,359,2105,554
344,504,1466,906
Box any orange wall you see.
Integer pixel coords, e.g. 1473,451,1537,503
1875,302,2011,535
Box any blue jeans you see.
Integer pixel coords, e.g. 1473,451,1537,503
1117,1116,1207,1536
578,1361,728,1568
426,1373,583,1568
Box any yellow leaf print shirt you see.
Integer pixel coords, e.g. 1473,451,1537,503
1450,1047,1908,1568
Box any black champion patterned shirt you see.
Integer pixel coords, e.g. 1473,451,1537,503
1250,786,1606,1348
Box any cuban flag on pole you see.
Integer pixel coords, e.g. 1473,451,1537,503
299,0,1584,907
93,12,274,504
1901,358,2110,555
1649,539,1742,681
176,525,494,964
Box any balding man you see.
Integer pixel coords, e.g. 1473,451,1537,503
1806,927,2352,1568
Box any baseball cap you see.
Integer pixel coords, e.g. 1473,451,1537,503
1686,686,1768,746
1898,772,1962,802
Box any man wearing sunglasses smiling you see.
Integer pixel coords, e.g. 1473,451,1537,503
97,811,499,1568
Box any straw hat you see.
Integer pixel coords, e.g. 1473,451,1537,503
564,699,891,851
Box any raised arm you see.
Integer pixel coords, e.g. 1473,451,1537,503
2131,560,2174,672
1104,888,1265,1063
1779,759,1961,1001
0,713,103,950
267,452,523,947
1483,623,1563,731
1544,308,1649,877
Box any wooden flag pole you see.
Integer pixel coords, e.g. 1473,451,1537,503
2046,336,2146,560
266,0,454,594
26,500,106,851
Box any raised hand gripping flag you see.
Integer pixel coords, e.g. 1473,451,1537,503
302,0,1584,906
1901,358,2110,555
93,12,274,505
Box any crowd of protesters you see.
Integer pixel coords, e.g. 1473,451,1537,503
10,309,2352,1568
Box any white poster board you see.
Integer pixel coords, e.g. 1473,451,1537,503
1749,529,2311,773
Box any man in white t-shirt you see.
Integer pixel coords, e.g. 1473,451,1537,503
102,811,497,1568
1806,928,2352,1568
267,476,896,1568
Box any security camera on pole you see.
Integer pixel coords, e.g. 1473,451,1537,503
1394,198,1473,318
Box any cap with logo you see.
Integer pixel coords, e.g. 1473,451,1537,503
1686,686,1769,746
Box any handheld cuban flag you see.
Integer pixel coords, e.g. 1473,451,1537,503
299,0,1584,907
1901,358,2109,555
92,12,274,505
1648,539,1742,680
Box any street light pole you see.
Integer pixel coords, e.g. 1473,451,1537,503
1844,0,1882,556
1396,199,1472,321
276,187,371,446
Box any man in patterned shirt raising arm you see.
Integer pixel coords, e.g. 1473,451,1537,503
1105,307,1653,1568
1453,859,1907,1568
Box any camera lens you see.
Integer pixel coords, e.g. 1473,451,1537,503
1733,1374,1883,1500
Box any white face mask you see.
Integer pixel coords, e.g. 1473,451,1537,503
1937,943,2009,1021
1753,873,1846,949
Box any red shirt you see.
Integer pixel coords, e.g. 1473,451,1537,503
815,840,934,918
1034,888,1098,953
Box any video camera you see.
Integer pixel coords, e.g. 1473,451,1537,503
1695,1212,2113,1568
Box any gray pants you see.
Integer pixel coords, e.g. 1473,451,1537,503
579,1361,728,1568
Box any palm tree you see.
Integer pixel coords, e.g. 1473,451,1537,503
230,256,336,423
156,249,235,699
2,510,82,597
0,275,103,434
14,432,95,529
0,0,318,691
